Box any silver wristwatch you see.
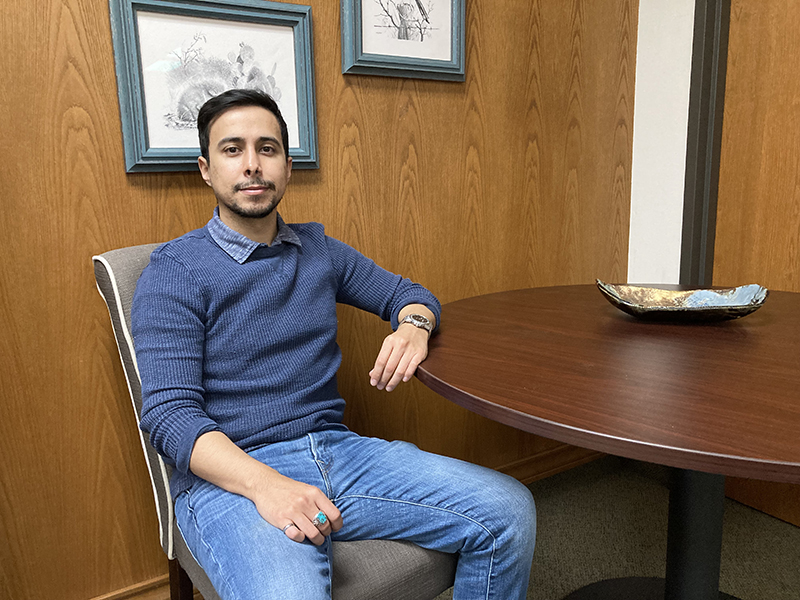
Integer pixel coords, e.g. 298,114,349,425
399,313,433,336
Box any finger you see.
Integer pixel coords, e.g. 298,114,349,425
320,500,343,532
383,339,412,382
386,342,428,390
316,521,332,536
375,346,403,390
370,341,394,386
297,496,337,545
329,511,343,532
401,352,425,382
281,522,297,535
283,523,306,544
306,501,342,536
297,517,326,546
310,510,332,536
307,492,340,535
384,353,414,392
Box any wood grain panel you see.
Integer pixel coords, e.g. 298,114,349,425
714,0,800,526
715,0,800,291
724,478,800,527
0,0,637,597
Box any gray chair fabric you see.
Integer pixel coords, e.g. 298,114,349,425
93,243,457,600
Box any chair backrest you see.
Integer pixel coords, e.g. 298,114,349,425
93,244,177,559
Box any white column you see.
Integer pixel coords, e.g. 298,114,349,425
628,0,696,284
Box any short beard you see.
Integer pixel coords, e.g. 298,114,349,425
220,178,282,220
224,197,282,220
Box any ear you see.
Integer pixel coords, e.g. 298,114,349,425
286,156,293,182
198,156,212,187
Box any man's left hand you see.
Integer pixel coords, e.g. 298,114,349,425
369,324,429,392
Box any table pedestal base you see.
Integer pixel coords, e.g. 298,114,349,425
562,577,739,600
565,470,738,600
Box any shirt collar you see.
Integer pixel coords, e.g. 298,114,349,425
207,207,302,264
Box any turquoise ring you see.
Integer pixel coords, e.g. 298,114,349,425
311,511,328,528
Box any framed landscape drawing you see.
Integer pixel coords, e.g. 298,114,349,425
108,0,318,172
341,0,465,81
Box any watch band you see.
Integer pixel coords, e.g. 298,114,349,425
399,313,433,335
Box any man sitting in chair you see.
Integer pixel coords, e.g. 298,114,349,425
132,89,536,600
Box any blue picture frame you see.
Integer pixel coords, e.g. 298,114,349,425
108,0,319,172
341,0,465,81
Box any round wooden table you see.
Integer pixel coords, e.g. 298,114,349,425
416,285,800,600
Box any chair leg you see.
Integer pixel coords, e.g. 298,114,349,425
169,558,195,600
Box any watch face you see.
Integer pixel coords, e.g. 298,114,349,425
404,314,431,330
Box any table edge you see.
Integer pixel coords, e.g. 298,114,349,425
416,367,800,484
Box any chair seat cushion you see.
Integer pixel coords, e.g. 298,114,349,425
174,522,456,600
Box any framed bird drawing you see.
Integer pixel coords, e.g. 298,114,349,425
108,0,319,172
341,0,465,81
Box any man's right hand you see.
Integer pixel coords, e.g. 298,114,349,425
250,471,343,545
189,431,343,545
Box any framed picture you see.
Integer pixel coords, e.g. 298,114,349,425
108,0,318,172
341,0,465,81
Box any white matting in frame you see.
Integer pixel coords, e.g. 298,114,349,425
137,11,300,150
361,0,452,62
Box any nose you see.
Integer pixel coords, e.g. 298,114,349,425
243,146,261,176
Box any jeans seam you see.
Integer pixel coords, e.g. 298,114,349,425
307,433,334,498
183,492,238,600
335,494,496,600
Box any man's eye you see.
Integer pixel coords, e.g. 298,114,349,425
261,146,275,154
224,147,240,154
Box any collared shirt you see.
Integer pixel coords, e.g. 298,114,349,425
207,207,301,264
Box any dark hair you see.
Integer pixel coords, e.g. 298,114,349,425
197,89,290,162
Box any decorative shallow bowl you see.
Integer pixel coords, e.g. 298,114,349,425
596,280,769,322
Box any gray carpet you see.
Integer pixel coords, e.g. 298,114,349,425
436,456,800,600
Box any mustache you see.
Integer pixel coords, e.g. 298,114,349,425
234,179,276,191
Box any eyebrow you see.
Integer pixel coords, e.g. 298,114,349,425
216,136,283,150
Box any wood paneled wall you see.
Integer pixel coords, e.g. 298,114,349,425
0,0,637,598
714,0,800,526
715,0,800,292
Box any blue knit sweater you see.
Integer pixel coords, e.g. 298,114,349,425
131,211,441,497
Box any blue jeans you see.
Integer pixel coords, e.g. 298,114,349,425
175,429,536,600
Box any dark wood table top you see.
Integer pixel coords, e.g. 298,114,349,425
417,285,800,484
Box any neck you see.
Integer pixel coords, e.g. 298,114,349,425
218,207,279,245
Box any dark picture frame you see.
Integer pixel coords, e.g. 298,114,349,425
341,0,465,81
108,0,318,172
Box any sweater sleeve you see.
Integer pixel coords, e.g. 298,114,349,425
324,235,441,330
131,249,220,475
